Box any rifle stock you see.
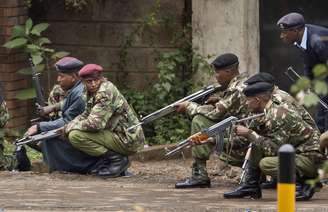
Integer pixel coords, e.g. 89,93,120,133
128,85,220,132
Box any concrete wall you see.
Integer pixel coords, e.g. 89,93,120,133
192,0,260,83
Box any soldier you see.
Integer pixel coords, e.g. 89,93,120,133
223,80,325,200
174,53,251,188
0,96,30,171
277,12,328,133
65,64,145,178
245,73,320,189
27,57,100,173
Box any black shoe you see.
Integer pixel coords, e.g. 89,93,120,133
15,146,31,171
296,182,322,201
224,184,262,199
223,166,262,199
261,178,277,189
175,178,211,189
97,151,130,178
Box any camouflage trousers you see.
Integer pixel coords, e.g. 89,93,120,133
250,144,319,179
191,115,247,167
68,130,137,157
0,139,17,171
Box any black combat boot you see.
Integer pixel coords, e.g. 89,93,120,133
223,166,262,199
96,150,130,178
175,159,211,189
261,178,277,189
296,181,322,201
15,146,31,171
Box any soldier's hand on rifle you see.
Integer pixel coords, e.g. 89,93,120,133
235,125,252,137
205,96,219,105
174,102,190,113
27,125,38,136
36,103,55,116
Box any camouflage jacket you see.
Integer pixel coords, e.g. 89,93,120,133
247,96,323,161
48,84,66,119
250,87,319,134
66,80,145,150
273,87,318,130
186,73,250,120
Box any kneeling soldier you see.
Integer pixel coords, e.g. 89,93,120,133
174,53,251,188
223,80,325,200
65,64,145,178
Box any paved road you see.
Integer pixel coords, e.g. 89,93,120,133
0,158,327,212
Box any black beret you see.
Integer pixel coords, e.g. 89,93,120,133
55,57,84,73
243,82,274,97
245,73,275,85
211,53,239,70
277,13,305,30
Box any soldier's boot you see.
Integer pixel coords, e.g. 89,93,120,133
261,178,277,189
175,159,211,189
296,181,322,201
223,166,262,199
97,150,130,178
15,146,31,171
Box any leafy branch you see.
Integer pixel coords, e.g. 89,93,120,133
3,18,69,100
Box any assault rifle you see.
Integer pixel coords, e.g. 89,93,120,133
14,127,62,149
29,58,48,124
165,113,264,157
284,66,328,110
29,58,46,107
127,85,220,132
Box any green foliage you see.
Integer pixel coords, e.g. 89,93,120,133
3,18,69,100
291,64,328,107
4,128,42,161
120,15,212,145
291,63,328,182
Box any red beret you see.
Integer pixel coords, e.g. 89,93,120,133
79,64,103,79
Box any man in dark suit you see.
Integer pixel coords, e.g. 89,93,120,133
277,12,328,133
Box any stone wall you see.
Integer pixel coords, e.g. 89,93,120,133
31,0,185,90
0,0,28,128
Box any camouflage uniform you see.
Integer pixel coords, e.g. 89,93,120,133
186,73,250,166
47,84,65,119
66,79,145,157
0,100,16,170
247,96,324,179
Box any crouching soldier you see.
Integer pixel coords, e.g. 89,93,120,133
223,80,325,201
174,53,250,188
65,64,145,178
27,56,100,173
